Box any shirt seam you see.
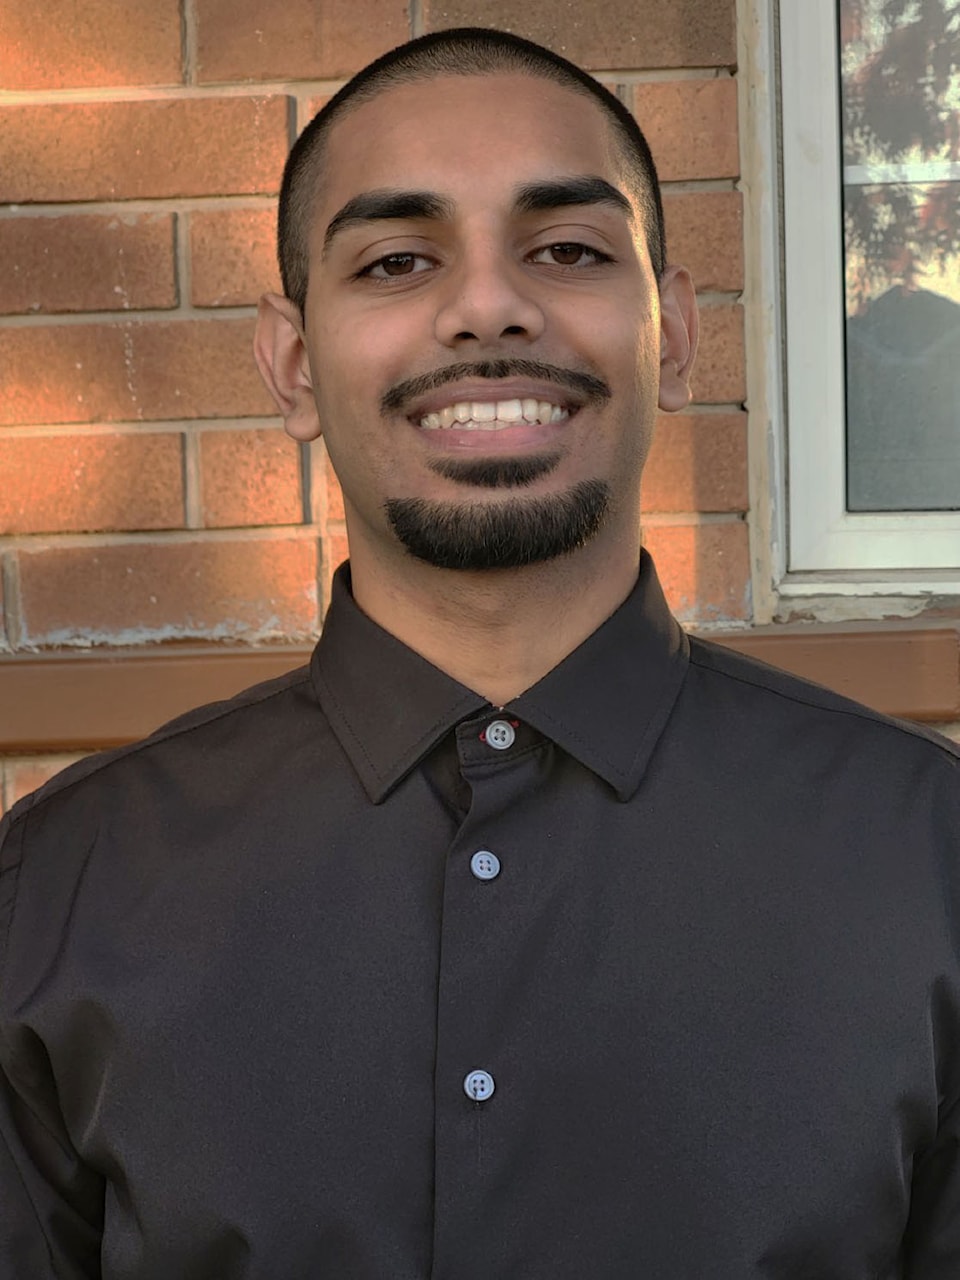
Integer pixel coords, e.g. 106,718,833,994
0,807,69,1276
459,739,547,775
512,702,632,784
313,669,383,778
0,668,316,834
316,665,482,793
937,1079,960,1129
516,633,689,792
0,810,27,983
0,1122,59,1274
688,640,960,762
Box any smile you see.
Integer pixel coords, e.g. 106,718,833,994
419,399,571,431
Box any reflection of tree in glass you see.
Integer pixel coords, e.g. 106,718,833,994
842,0,960,311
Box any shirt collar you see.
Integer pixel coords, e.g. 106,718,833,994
507,551,689,800
312,551,689,804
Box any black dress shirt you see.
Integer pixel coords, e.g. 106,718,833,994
3,552,960,1279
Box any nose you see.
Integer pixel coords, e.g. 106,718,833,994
433,245,546,348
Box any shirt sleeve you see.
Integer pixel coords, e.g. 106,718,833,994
0,806,104,1279
902,1086,960,1277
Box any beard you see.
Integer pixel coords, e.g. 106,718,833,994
383,478,611,571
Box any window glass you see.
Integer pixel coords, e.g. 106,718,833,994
840,0,960,512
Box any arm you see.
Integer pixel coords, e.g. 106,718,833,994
1,808,104,1279
903,1091,960,1278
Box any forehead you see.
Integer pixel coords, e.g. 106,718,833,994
315,72,628,221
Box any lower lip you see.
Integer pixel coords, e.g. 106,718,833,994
411,414,574,452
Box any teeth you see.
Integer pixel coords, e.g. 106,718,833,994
419,398,570,430
498,398,524,422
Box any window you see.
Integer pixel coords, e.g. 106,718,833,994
780,0,960,575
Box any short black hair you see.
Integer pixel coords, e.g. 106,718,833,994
278,27,667,313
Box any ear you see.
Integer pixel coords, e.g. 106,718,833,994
253,293,323,442
657,265,699,413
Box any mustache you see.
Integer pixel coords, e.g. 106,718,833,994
380,359,612,415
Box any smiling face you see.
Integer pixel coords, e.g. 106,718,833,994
256,70,696,578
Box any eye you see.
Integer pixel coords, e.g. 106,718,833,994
358,252,434,280
529,242,612,268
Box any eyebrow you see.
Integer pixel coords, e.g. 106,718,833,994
321,174,635,256
512,176,634,219
322,190,453,255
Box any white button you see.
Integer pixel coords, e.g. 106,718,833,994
485,719,516,750
463,1069,496,1101
470,850,501,881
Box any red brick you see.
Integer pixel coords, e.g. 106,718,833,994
643,520,750,623
0,320,274,426
692,305,745,405
1,0,181,90
629,80,739,182
0,433,184,535
662,192,743,292
641,413,747,514
196,0,409,82
0,98,289,203
4,756,86,812
0,214,176,315
18,538,319,645
424,0,735,69
200,429,302,527
190,207,280,307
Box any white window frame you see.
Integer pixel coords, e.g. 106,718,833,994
779,0,960,576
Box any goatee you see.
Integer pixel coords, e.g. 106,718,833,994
383,480,610,571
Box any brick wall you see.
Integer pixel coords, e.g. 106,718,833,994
0,0,743,808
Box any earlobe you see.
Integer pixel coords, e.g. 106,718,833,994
253,293,323,442
657,266,700,413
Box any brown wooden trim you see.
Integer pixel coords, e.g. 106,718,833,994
1,623,958,752
0,647,313,753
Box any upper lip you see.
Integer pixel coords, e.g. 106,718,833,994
406,380,583,420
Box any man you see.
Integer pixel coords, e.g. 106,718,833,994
2,26,959,1279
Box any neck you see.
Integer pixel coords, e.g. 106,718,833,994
346,531,642,705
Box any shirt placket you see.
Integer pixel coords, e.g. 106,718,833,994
430,711,545,1278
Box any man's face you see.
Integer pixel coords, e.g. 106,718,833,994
277,72,692,572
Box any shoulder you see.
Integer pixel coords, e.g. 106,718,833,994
1,660,317,836
0,660,326,960
686,633,960,765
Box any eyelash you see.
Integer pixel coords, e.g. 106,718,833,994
530,242,614,269
354,241,614,282
355,253,433,281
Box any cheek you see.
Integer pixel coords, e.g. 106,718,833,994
622,313,661,403
324,313,430,419
330,295,429,356
567,292,657,373
309,335,379,426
